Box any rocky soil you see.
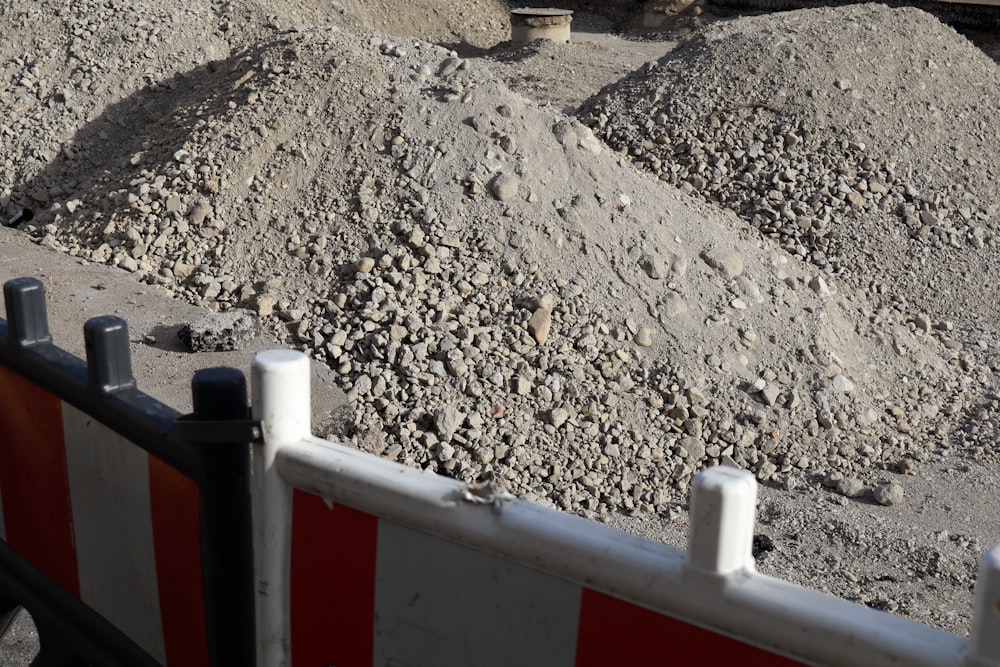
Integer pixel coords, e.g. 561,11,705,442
3,0,1000,646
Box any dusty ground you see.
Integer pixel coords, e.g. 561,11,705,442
3,0,1000,661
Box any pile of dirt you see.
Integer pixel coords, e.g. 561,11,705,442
579,4,1000,330
2,1,969,521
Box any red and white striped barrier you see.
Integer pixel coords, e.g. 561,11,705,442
0,363,208,665
7,329,1000,667
250,349,1000,667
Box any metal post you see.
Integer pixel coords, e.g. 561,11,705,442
191,368,255,667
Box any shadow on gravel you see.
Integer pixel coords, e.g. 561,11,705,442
8,37,288,240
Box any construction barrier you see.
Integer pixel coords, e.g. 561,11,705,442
4,275,1000,667
0,277,255,666
250,351,1000,667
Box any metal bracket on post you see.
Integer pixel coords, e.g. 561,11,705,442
188,367,256,667
686,466,758,576
174,416,262,446
4,277,53,349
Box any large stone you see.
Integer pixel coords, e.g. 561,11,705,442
178,308,261,352
835,477,865,498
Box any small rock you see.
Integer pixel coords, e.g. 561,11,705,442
660,292,687,318
490,173,519,201
634,328,654,347
527,307,552,344
552,120,577,148
536,293,556,311
831,374,855,393
256,295,278,317
873,481,904,506
896,459,917,475
809,275,831,297
434,405,463,440
822,471,844,488
354,257,376,273
549,407,569,428
701,247,744,279
761,384,781,406
436,442,456,462
173,263,196,280
577,127,602,155
188,200,213,227
681,436,706,461
438,57,463,77
446,357,468,377
835,477,865,498
639,253,665,280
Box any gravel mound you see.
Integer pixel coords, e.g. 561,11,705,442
3,0,975,520
579,4,1000,327
2,1,998,519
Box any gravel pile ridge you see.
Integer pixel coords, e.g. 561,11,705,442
3,0,978,518
579,4,1000,328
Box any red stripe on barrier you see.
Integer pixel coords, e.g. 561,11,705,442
291,490,378,667
149,454,208,667
0,367,79,596
576,588,808,666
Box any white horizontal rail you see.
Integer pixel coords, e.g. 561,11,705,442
275,436,965,667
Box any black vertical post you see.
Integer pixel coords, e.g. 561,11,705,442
191,368,255,667
84,316,136,395
4,277,52,348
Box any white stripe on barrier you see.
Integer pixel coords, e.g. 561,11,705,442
252,349,312,667
374,519,581,666
62,405,166,664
